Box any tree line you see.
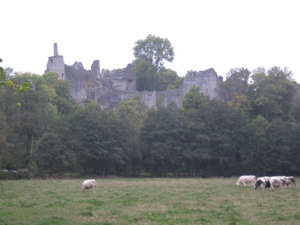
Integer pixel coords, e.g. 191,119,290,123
1,35,300,178
0,66,300,178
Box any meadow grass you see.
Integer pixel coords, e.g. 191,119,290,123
0,178,299,224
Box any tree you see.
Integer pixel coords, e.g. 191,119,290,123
69,102,124,176
247,67,298,121
134,57,157,91
182,86,207,111
1,73,59,168
291,122,300,174
263,119,294,174
156,68,184,91
133,34,174,71
222,67,250,101
133,35,175,91
140,103,186,176
183,108,210,176
228,94,252,118
0,58,30,92
115,96,147,176
34,132,66,176
0,112,12,168
244,115,269,174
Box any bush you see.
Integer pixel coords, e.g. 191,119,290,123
0,169,31,180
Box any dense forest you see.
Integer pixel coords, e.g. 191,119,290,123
1,36,300,178
1,66,300,178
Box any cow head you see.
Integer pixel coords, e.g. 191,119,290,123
254,179,263,190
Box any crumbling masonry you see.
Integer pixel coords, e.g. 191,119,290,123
45,43,225,110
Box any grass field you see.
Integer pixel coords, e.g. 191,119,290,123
0,178,299,225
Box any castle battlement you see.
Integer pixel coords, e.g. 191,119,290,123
45,43,224,109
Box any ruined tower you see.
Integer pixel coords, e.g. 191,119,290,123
45,43,66,79
45,43,225,109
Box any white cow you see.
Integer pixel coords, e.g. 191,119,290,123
236,175,256,187
82,179,97,192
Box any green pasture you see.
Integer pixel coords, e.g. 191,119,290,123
0,178,299,225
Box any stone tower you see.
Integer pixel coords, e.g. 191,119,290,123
45,43,66,79
45,43,225,109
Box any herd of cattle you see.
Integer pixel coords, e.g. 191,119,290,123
81,176,296,193
236,175,296,191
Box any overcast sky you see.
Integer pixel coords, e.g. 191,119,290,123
1,0,300,82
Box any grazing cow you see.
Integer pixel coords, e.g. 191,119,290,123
82,179,97,192
236,175,256,187
286,176,296,187
254,177,270,190
268,176,286,191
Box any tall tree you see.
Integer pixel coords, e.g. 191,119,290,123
34,132,66,176
264,119,294,174
222,67,250,100
291,122,300,174
133,34,174,71
115,96,147,176
244,115,269,174
134,57,157,91
69,102,124,176
133,34,175,91
0,112,12,168
140,103,186,177
247,67,298,121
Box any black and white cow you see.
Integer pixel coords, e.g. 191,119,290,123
268,176,287,191
254,177,269,190
254,176,287,191
286,176,296,187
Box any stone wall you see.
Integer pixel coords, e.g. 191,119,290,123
183,69,223,100
45,43,225,110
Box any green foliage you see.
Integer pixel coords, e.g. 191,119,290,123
222,67,250,99
156,68,184,91
264,119,295,174
1,62,300,177
291,123,300,173
34,132,66,176
244,115,269,174
228,94,252,118
134,57,157,91
141,103,187,176
182,86,207,110
133,34,174,71
247,67,297,121
69,102,125,176
0,169,31,180
0,112,12,169
115,96,147,176
133,35,180,91
0,59,30,92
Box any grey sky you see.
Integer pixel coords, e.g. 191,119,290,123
1,0,299,82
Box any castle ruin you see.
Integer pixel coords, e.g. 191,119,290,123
45,43,224,110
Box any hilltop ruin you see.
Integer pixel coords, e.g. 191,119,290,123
45,43,225,110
